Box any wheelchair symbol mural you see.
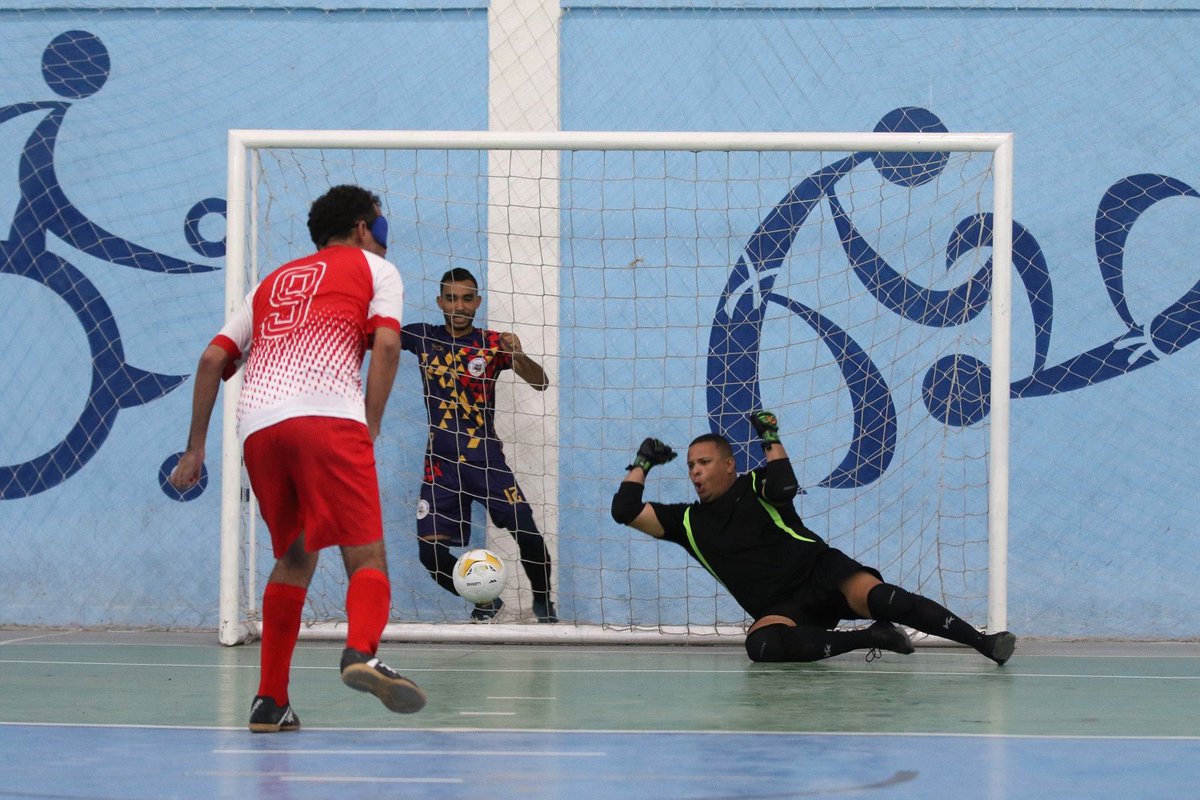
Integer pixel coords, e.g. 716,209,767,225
0,30,225,500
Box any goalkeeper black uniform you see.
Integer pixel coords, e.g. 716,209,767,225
610,412,1017,664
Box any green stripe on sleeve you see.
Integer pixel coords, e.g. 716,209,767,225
751,471,816,542
683,507,724,586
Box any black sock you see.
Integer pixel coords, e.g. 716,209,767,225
417,538,459,596
867,583,986,649
513,529,551,597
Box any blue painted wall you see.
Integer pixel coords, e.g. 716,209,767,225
1,2,1196,637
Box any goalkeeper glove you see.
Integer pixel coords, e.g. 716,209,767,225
628,437,677,473
749,410,782,451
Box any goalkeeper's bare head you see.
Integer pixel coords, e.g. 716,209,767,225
687,433,737,502
437,267,482,337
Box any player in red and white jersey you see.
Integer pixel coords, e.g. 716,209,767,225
217,231,404,441
170,185,425,732
216,209,403,441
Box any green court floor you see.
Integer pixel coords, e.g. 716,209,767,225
3,629,1197,736
2,629,1198,799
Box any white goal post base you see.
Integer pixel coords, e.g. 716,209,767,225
224,621,970,649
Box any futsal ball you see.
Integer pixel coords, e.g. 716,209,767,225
452,548,508,604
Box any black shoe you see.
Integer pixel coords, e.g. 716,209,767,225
982,631,1017,665
339,648,427,714
471,597,503,622
868,620,915,656
532,596,558,624
248,694,300,733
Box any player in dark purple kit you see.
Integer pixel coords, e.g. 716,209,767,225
401,268,557,622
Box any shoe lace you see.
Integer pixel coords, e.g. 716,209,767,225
865,647,882,663
376,660,400,678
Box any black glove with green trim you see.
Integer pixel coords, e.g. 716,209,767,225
749,410,782,451
628,437,677,473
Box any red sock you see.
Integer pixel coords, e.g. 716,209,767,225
345,568,391,655
257,582,306,705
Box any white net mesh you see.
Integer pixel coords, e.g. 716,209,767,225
227,129,1004,642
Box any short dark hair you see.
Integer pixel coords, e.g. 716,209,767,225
307,184,381,248
689,433,733,460
440,267,478,289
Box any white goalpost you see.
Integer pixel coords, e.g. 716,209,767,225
219,128,1013,647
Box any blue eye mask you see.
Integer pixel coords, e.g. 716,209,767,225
370,216,388,248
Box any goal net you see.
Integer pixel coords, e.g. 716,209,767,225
219,125,1013,646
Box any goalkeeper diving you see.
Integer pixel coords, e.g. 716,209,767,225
610,411,1017,664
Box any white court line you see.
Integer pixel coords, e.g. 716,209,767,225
0,637,216,649
0,658,1197,681
8,639,1200,659
215,748,606,756
4,721,1197,741
488,696,555,700
458,711,517,716
283,776,461,784
0,632,91,645
0,659,255,669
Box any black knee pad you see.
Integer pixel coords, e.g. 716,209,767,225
867,583,916,622
746,624,833,662
745,624,788,663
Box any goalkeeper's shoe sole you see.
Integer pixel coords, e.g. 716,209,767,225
340,648,427,714
984,631,1017,666
248,695,301,733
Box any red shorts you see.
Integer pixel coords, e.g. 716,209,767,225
243,416,383,558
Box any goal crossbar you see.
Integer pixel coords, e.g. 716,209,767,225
228,128,1012,153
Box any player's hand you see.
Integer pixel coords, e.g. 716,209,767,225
628,437,677,473
499,331,524,355
169,449,205,490
749,410,782,449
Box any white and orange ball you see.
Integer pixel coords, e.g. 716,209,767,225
452,548,508,604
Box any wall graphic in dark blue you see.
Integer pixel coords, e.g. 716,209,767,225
708,106,1199,483
0,31,225,500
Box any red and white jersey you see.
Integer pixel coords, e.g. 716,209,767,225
211,244,404,441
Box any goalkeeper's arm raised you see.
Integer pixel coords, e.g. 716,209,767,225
611,437,676,537
749,410,800,505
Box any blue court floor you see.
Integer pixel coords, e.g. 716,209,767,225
1,629,1198,799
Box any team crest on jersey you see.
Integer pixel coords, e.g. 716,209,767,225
467,356,487,378
416,499,430,520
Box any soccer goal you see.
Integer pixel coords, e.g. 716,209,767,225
219,124,1013,646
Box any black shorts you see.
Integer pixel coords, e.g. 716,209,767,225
757,547,882,628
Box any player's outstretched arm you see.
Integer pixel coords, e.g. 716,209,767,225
500,331,548,390
169,344,230,490
611,437,675,538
